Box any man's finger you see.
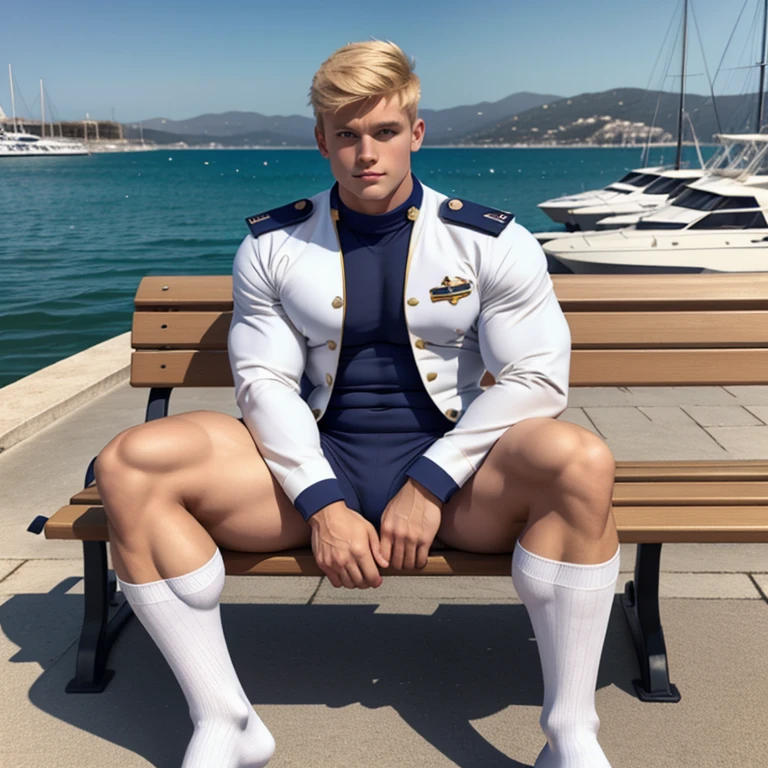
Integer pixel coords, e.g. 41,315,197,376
369,528,389,570
405,538,419,570
392,535,405,571
339,568,356,590
358,550,382,588
345,561,367,589
416,542,430,570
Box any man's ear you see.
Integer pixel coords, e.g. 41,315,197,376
410,118,426,152
315,125,330,158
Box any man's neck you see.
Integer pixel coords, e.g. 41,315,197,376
337,172,414,216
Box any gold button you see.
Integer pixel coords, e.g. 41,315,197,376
330,208,340,221
427,372,438,382
325,373,333,386
407,298,419,306
327,340,337,350
312,409,322,419
331,297,343,308
445,408,460,420
415,339,426,349
407,206,420,221
448,199,463,211
294,200,307,211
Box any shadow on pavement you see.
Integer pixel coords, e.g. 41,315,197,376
2,585,639,768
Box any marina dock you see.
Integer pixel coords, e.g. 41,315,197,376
1,334,767,767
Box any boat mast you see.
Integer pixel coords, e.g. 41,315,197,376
675,0,689,170
40,79,45,138
9,64,17,133
758,0,768,130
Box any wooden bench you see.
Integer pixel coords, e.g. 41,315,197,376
29,272,768,703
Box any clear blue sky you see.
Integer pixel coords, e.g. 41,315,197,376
1,0,764,123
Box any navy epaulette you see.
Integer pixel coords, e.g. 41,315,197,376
245,198,313,238
439,198,514,237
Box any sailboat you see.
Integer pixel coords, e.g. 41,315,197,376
542,0,768,274
0,66,88,157
537,0,703,233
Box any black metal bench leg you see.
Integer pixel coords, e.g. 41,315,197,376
620,543,681,703
65,541,133,693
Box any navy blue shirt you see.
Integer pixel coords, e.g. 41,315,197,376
293,177,460,520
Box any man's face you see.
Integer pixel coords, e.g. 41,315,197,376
315,96,425,215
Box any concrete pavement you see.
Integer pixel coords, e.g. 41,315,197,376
1,349,767,767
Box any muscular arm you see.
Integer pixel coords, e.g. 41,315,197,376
228,235,345,520
407,222,571,497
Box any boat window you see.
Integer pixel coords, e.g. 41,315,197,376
672,189,724,211
688,210,768,229
716,196,760,210
617,172,643,184
642,177,687,195
635,220,687,230
624,173,660,188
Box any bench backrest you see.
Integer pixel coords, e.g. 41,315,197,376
131,273,768,388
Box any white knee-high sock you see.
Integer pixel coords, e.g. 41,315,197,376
117,549,275,768
512,540,620,768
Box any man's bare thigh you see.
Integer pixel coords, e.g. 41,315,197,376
123,410,311,552
436,418,575,554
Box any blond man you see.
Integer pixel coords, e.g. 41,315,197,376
95,40,621,768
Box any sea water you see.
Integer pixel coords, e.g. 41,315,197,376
0,145,711,387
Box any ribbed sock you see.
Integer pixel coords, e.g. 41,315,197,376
117,549,275,768
512,540,620,768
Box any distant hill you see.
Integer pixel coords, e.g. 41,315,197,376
124,92,561,146
458,88,766,146
139,111,313,140
418,92,561,141
123,88,766,147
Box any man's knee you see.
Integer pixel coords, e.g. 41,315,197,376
95,418,212,522
501,419,615,503
97,419,210,479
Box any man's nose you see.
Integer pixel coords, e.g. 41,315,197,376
357,135,377,164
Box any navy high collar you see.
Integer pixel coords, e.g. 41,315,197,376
331,175,423,234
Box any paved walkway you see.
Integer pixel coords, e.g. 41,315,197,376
2,381,767,767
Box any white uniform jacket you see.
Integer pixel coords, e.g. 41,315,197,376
228,181,572,506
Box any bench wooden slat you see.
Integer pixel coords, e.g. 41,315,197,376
68,480,768,507
131,348,768,387
70,461,768,505
46,504,768,548
134,274,768,312
131,310,768,350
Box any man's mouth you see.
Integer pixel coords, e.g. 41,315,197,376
356,172,384,178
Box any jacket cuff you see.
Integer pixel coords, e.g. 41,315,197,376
293,478,347,522
406,456,461,504
417,436,477,489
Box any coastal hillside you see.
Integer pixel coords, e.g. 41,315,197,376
123,88,766,147
458,88,766,146
124,92,560,146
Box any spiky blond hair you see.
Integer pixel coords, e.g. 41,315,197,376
309,40,421,132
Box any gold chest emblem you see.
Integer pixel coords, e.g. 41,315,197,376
429,276,473,305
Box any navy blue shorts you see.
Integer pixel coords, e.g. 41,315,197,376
238,418,442,529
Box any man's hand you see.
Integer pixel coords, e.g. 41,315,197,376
379,479,442,571
309,502,389,589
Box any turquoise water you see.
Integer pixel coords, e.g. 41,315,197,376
0,145,710,388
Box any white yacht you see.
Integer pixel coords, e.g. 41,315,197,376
565,167,705,231
537,167,665,229
0,126,89,157
542,135,768,274
592,135,760,229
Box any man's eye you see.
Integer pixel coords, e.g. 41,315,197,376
379,129,396,136
337,131,355,138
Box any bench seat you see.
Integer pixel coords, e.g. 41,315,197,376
29,272,768,701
